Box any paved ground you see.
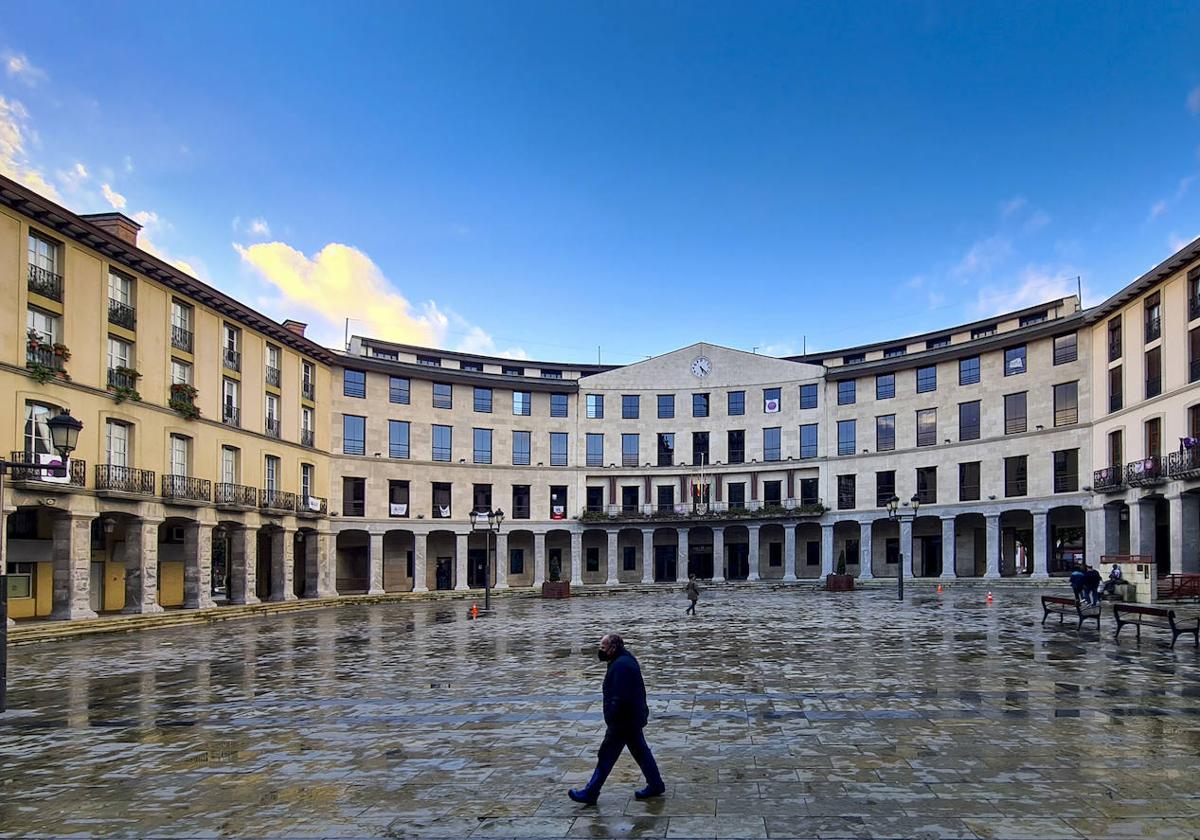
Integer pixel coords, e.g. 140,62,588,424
3,585,1200,840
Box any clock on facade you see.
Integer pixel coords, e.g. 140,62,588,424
690,356,712,378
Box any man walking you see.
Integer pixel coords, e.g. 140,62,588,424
568,634,665,804
685,574,700,615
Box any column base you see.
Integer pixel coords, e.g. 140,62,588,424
368,587,386,595
570,578,583,586
51,605,98,621
712,576,725,583
183,596,216,610
748,574,760,582
229,594,261,606
268,592,299,603
1030,572,1050,580
939,573,957,581
454,583,469,591
123,603,164,615
411,584,428,594
983,572,1001,580
494,581,509,590
859,573,874,581
605,578,619,586
783,574,797,582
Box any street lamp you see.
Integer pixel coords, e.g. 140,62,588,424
1,410,84,713
468,507,504,612
884,493,921,602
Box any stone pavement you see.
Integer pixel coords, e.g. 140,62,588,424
2,585,1200,839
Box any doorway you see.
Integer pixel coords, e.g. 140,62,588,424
688,543,713,579
920,535,942,577
468,548,488,588
654,545,677,582
435,557,453,590
727,543,749,580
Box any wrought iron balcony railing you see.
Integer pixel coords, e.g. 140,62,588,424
223,347,241,371
222,404,240,427
1093,466,1124,492
302,380,315,401
28,264,62,301
298,494,327,515
107,368,137,391
301,428,315,447
265,418,281,438
260,489,296,512
1167,448,1200,479
26,345,65,371
8,452,86,486
162,474,212,502
265,365,281,387
171,325,193,353
1126,456,1166,486
95,464,155,494
215,482,257,507
107,298,136,329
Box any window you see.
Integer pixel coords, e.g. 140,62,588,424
1108,430,1123,469
22,401,57,457
876,415,895,452
727,390,745,415
1145,292,1161,342
1020,310,1047,327
763,427,781,461
342,415,365,455
512,431,531,465
513,391,531,416
473,428,493,464
802,479,822,507
108,269,134,326
727,430,745,464
222,378,240,426
107,335,132,371
343,369,366,398
837,380,856,405
1004,392,1027,435
301,463,316,503
763,387,781,413
800,424,818,458
927,335,950,350
843,353,865,365
388,480,410,517
959,401,980,441
622,434,639,467
1004,345,1027,376
884,346,906,358
837,420,856,455
959,462,981,502
265,345,280,387
1053,333,1078,365
432,482,452,518
799,383,818,409
1005,456,1027,497
1191,327,1200,383
837,475,856,510
170,358,192,386
1145,417,1162,459
1054,449,1079,493
916,408,937,447
876,471,896,507
264,455,280,492
1145,347,1162,398
551,393,569,418
220,447,239,484
169,434,190,477
1108,317,1123,362
727,482,746,510
432,425,452,462
473,484,493,514
622,395,640,419
342,477,365,517
541,369,563,379
916,466,937,504
692,432,710,466
959,356,980,385
265,393,280,437
550,432,568,466
550,486,568,519
26,307,59,346
586,433,604,467
1191,404,1200,440
693,393,710,418
170,300,193,351
417,355,441,367
1191,267,1200,321
433,383,453,409
512,485,531,519
916,366,937,393
1109,366,1123,413
474,387,493,413
1053,382,1078,426
503,365,524,376
876,374,895,400
28,230,60,276
971,324,996,339
621,486,640,513
301,407,314,444
586,394,604,418
389,376,410,404
657,433,674,467
644,485,665,512
657,394,674,419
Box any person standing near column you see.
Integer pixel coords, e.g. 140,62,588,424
568,633,665,804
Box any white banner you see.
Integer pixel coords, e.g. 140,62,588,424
764,398,780,413
390,503,408,516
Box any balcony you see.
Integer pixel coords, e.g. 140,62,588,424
1146,376,1162,399
95,464,155,495
215,482,257,508
162,474,212,504
265,418,281,439
298,494,328,516
223,347,241,371
266,366,281,387
8,452,86,488
28,264,62,301
222,404,240,428
1145,314,1161,343
108,298,136,330
26,344,66,373
1092,466,1124,493
579,500,826,524
301,428,315,448
171,325,194,353
1167,448,1200,479
107,367,138,391
1126,456,1166,487
260,489,296,513
302,380,315,401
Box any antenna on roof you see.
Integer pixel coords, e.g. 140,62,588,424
344,317,350,351
597,345,601,365
1076,276,1082,308
803,335,806,355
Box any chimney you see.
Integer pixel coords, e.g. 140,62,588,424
81,212,141,247
282,320,308,337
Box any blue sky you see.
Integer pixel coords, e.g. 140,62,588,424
3,2,1199,362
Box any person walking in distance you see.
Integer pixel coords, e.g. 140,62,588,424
685,574,700,615
568,634,665,804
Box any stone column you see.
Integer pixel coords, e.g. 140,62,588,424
534,532,546,585
899,518,914,580
1031,512,1049,578
314,531,337,597
984,513,1001,579
940,517,957,579
270,529,297,602
783,526,797,581
229,525,259,605
859,520,874,579
641,529,654,583
183,521,215,609
820,523,835,577
605,530,619,585
412,533,429,592
50,513,98,620
455,532,469,590
494,532,509,589
368,532,385,594
1085,504,1107,566
570,531,583,586
712,527,725,582
1129,498,1155,562
123,517,164,614
1169,493,1200,574
748,525,760,581
676,528,689,581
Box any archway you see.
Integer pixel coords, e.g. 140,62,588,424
954,513,987,577
335,529,369,594
1047,506,1085,576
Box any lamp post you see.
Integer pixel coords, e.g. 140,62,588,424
1,410,84,713
884,493,921,602
469,508,504,612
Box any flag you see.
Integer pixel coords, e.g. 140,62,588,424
764,398,780,413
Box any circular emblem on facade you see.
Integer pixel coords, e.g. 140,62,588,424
690,356,712,378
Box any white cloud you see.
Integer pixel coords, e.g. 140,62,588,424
101,183,126,210
1000,196,1027,218
974,265,1081,315
1188,86,1200,115
56,161,88,192
3,52,46,86
0,95,60,200
906,275,926,289
248,218,271,237
1148,199,1168,221
952,235,1012,279
1024,210,1050,232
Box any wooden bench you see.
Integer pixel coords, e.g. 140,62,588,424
1042,595,1100,630
1113,603,1200,649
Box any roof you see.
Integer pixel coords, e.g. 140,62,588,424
1083,233,1200,323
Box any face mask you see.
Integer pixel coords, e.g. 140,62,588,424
597,648,609,661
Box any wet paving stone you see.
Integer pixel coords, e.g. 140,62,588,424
3,586,1200,838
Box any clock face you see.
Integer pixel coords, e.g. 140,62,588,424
691,356,712,378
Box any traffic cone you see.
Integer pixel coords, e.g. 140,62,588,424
471,602,479,619
936,584,943,594
986,591,993,604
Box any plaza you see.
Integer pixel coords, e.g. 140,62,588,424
3,586,1200,839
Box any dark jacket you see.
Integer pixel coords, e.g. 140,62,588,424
602,648,650,730
686,580,700,601
1083,569,1102,590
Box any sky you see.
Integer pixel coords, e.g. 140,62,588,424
2,1,1200,363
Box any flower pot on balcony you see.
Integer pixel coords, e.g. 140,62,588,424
825,574,855,592
541,581,571,599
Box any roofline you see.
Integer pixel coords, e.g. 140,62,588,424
353,334,619,373
1083,234,1200,324
333,350,582,392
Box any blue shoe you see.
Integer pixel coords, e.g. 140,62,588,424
634,784,665,800
568,788,598,805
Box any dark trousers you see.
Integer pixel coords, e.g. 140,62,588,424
581,726,664,795
686,598,697,615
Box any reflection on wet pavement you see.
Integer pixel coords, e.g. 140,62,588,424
3,587,1200,839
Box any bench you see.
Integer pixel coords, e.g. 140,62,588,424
1113,603,1200,649
1042,595,1100,630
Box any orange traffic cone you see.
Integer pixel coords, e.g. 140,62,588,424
936,584,943,594
986,591,993,604
471,602,479,619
